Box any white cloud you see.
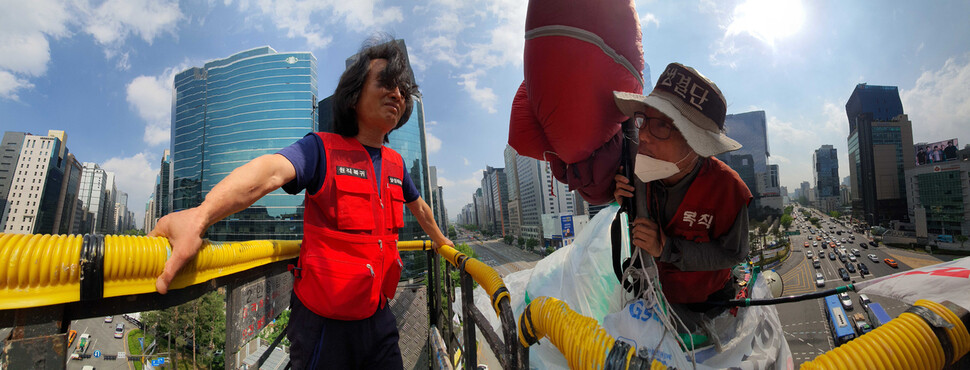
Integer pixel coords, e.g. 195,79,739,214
426,132,442,154
710,0,805,67
127,65,184,146
457,70,497,113
0,0,183,101
0,71,35,101
640,13,660,28
463,157,470,166
102,152,159,230
901,53,970,142
239,0,404,51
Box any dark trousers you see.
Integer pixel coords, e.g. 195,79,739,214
287,292,403,369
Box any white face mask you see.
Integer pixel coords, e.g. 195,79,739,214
633,153,695,183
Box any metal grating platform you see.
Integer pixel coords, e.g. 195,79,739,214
391,284,430,370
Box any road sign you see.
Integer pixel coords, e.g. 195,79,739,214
139,337,144,350
118,352,126,359
93,350,101,358
152,357,167,366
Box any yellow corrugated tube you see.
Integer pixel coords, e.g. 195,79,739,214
0,233,300,310
397,240,434,252
518,296,666,370
434,243,510,316
802,299,970,369
0,233,83,310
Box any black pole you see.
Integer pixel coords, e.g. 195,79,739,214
461,273,476,370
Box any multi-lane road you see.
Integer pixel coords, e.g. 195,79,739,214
773,207,961,366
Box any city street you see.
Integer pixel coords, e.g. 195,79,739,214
466,238,542,277
773,208,958,366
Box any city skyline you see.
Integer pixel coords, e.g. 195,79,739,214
2,0,970,227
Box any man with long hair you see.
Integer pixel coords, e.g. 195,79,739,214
150,37,452,369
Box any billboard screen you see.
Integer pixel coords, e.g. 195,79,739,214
915,138,959,166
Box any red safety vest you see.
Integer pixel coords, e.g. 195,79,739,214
655,157,752,304
293,132,406,321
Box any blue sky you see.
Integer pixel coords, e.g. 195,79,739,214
2,0,969,229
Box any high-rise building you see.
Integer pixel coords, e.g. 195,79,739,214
79,163,108,234
156,149,171,219
428,166,448,233
846,83,915,226
52,152,82,234
906,161,970,239
813,145,840,213
0,131,27,230
145,193,156,233
514,153,574,243
715,110,780,218
171,46,317,240
1,131,71,234
482,166,508,236
504,145,522,238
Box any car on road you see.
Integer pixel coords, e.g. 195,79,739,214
859,294,872,307
838,267,850,281
839,292,853,310
804,241,810,247
807,251,813,259
846,263,856,273
829,252,836,260
838,254,847,263
860,242,868,249
104,316,113,323
858,263,869,275
884,258,898,268
813,258,821,269
851,248,861,256
813,241,818,247
869,241,877,247
114,323,125,338
853,313,872,334
868,254,879,262
848,254,857,262
816,272,826,287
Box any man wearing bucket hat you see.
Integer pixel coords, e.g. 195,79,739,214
613,63,752,309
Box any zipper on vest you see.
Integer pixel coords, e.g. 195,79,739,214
379,239,383,251
366,264,374,277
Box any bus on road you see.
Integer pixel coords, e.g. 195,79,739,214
824,294,856,345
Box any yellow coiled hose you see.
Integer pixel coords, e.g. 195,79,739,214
0,233,300,309
435,243,510,316
802,299,969,369
518,296,666,370
0,233,83,310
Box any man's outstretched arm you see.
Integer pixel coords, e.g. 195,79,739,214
148,153,296,293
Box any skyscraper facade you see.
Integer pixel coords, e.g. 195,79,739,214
0,131,26,230
156,149,171,219
79,162,109,234
172,46,318,241
1,131,67,234
846,83,915,226
813,145,840,213
504,145,522,238
482,166,508,236
715,111,779,218
906,161,970,237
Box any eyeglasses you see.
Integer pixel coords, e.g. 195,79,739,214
634,112,674,140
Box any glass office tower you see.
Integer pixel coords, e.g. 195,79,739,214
172,47,318,241
845,83,914,226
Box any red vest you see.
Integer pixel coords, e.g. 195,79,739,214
655,157,752,304
293,132,406,321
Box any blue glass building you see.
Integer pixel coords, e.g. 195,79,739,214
715,110,779,218
845,84,914,226
172,47,318,241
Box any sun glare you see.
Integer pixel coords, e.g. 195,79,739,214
726,0,806,47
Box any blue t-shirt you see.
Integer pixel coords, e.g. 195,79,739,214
277,133,421,202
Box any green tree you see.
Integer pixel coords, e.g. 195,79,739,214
517,237,526,249
829,211,841,219
780,214,793,232
123,229,146,236
503,234,514,245
809,217,820,228
447,225,457,239
526,238,539,251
